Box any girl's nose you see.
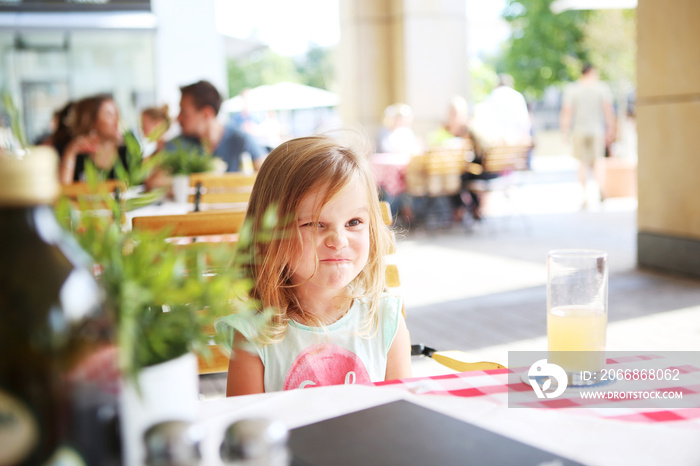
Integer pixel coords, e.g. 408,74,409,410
325,228,348,250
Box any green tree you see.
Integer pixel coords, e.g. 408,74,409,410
227,45,338,98
500,0,589,98
582,9,635,86
296,44,336,91
583,9,636,139
469,58,499,103
227,49,301,98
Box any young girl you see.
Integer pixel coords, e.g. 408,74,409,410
140,104,171,156
222,136,412,395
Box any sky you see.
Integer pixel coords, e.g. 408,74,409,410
214,0,341,56
215,0,509,58
466,0,510,58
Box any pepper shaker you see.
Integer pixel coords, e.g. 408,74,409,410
220,418,290,466
144,420,205,466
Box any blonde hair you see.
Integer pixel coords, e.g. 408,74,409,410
241,135,393,344
141,104,172,129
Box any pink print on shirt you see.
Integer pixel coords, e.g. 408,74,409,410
283,343,371,390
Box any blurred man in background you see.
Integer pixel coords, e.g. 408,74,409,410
483,73,532,147
560,64,616,207
169,80,264,172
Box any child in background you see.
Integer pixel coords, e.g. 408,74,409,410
222,136,412,395
140,104,171,156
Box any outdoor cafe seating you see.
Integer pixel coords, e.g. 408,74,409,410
57,170,699,466
372,142,533,227
188,172,256,212
124,191,699,465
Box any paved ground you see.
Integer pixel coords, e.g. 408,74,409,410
201,154,700,394
398,155,700,374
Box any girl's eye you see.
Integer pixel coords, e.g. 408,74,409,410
301,222,323,228
346,218,363,227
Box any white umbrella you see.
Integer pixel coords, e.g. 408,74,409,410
550,0,636,13
221,82,340,113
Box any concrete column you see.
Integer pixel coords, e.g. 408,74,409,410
637,0,700,277
338,0,468,144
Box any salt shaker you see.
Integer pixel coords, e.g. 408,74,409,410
144,420,205,466
220,418,291,466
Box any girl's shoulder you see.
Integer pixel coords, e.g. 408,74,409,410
358,293,403,326
374,293,403,351
214,310,270,351
378,293,402,312
355,293,401,312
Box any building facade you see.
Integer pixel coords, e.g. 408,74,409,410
0,0,226,141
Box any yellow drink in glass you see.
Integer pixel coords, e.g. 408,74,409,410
548,305,607,373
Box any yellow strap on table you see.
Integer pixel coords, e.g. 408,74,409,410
431,350,506,372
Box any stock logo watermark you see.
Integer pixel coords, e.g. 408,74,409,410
528,359,568,399
508,351,699,409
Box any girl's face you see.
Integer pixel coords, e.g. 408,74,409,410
141,114,159,138
94,100,120,142
291,175,371,297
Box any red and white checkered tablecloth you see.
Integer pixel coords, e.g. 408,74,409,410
370,153,412,198
371,354,700,427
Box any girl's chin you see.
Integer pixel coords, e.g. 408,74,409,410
294,275,358,292
312,280,354,291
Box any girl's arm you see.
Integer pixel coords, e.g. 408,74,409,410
226,332,265,396
385,314,412,381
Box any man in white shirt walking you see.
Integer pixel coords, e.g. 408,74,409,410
484,74,533,147
560,64,616,207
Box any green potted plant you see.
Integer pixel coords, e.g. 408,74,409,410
159,142,219,203
116,131,165,188
56,162,274,464
1,92,268,462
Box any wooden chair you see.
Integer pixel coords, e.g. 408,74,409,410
61,180,128,224
188,172,256,212
467,144,531,175
404,147,473,227
132,209,247,375
464,144,533,223
405,147,470,197
381,201,400,296
380,201,505,372
131,209,246,243
61,179,126,199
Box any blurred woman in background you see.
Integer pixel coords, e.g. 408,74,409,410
58,94,126,184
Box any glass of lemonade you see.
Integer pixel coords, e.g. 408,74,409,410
547,249,608,386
